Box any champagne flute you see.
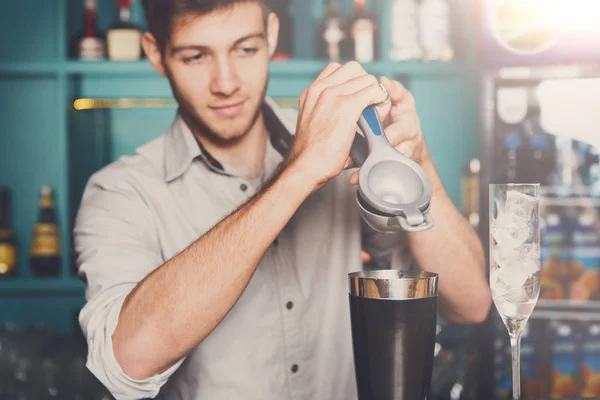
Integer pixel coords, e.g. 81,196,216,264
489,184,541,400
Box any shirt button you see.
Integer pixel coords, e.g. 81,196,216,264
240,183,248,192
291,364,299,373
286,301,293,310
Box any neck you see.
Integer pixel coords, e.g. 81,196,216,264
192,114,268,180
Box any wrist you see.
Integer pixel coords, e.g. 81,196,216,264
280,159,321,197
282,155,324,193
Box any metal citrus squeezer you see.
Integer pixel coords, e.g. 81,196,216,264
349,105,435,233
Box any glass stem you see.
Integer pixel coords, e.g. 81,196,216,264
509,331,522,400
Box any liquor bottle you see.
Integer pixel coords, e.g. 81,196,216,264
461,158,480,229
30,186,61,277
581,323,600,398
351,0,376,63
540,210,568,300
552,137,577,189
570,211,600,301
521,324,540,400
550,323,580,399
321,0,350,61
107,0,142,61
271,0,294,61
522,107,556,186
390,0,423,61
418,0,454,62
498,124,524,183
0,187,17,278
78,0,106,60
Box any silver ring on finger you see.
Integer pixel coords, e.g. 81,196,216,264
375,83,391,108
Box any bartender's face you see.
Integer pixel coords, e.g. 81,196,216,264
144,2,279,145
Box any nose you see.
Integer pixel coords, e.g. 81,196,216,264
210,56,241,97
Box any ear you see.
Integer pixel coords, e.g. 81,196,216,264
266,12,280,59
142,32,167,77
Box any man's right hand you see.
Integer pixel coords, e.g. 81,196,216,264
286,61,390,190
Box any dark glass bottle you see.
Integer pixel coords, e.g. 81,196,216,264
320,0,351,61
30,186,61,277
75,0,106,60
0,187,18,278
271,0,294,61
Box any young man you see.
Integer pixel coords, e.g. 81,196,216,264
74,1,491,399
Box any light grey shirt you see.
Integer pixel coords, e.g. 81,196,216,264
75,97,413,400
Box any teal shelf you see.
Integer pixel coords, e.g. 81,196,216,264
0,61,60,75
65,60,154,75
0,278,84,295
0,59,476,78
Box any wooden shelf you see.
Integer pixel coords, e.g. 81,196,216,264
0,278,85,295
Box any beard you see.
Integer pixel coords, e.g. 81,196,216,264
165,69,268,147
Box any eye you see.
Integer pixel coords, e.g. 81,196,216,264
236,47,258,57
184,53,206,63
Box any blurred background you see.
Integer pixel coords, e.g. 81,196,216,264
0,0,599,399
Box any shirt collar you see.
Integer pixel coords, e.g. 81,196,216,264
163,97,296,183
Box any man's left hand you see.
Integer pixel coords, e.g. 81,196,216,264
348,76,431,185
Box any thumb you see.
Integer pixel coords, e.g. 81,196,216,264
349,170,359,185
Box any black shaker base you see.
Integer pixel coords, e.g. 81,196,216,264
349,294,437,400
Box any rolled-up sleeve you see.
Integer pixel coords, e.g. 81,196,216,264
74,167,184,400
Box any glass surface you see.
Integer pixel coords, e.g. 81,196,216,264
490,183,541,400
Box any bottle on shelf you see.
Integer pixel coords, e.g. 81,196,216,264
418,0,454,62
30,186,61,278
107,0,142,61
78,0,106,60
569,210,600,301
351,0,376,63
550,322,580,399
522,107,556,187
271,0,294,61
0,187,18,278
540,210,568,300
581,322,600,398
390,0,423,61
461,158,480,229
321,0,350,61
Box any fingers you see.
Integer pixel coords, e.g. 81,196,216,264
396,135,424,159
300,62,342,109
361,250,372,263
302,61,371,111
380,77,409,105
349,170,359,185
315,61,343,81
345,82,389,116
321,74,380,98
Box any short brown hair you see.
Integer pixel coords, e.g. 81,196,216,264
141,0,270,51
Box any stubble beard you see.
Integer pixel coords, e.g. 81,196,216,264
166,69,269,148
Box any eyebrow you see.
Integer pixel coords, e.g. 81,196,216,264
169,32,266,56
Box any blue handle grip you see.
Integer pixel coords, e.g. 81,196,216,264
357,105,391,153
361,106,383,136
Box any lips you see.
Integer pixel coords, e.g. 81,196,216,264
210,100,246,118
